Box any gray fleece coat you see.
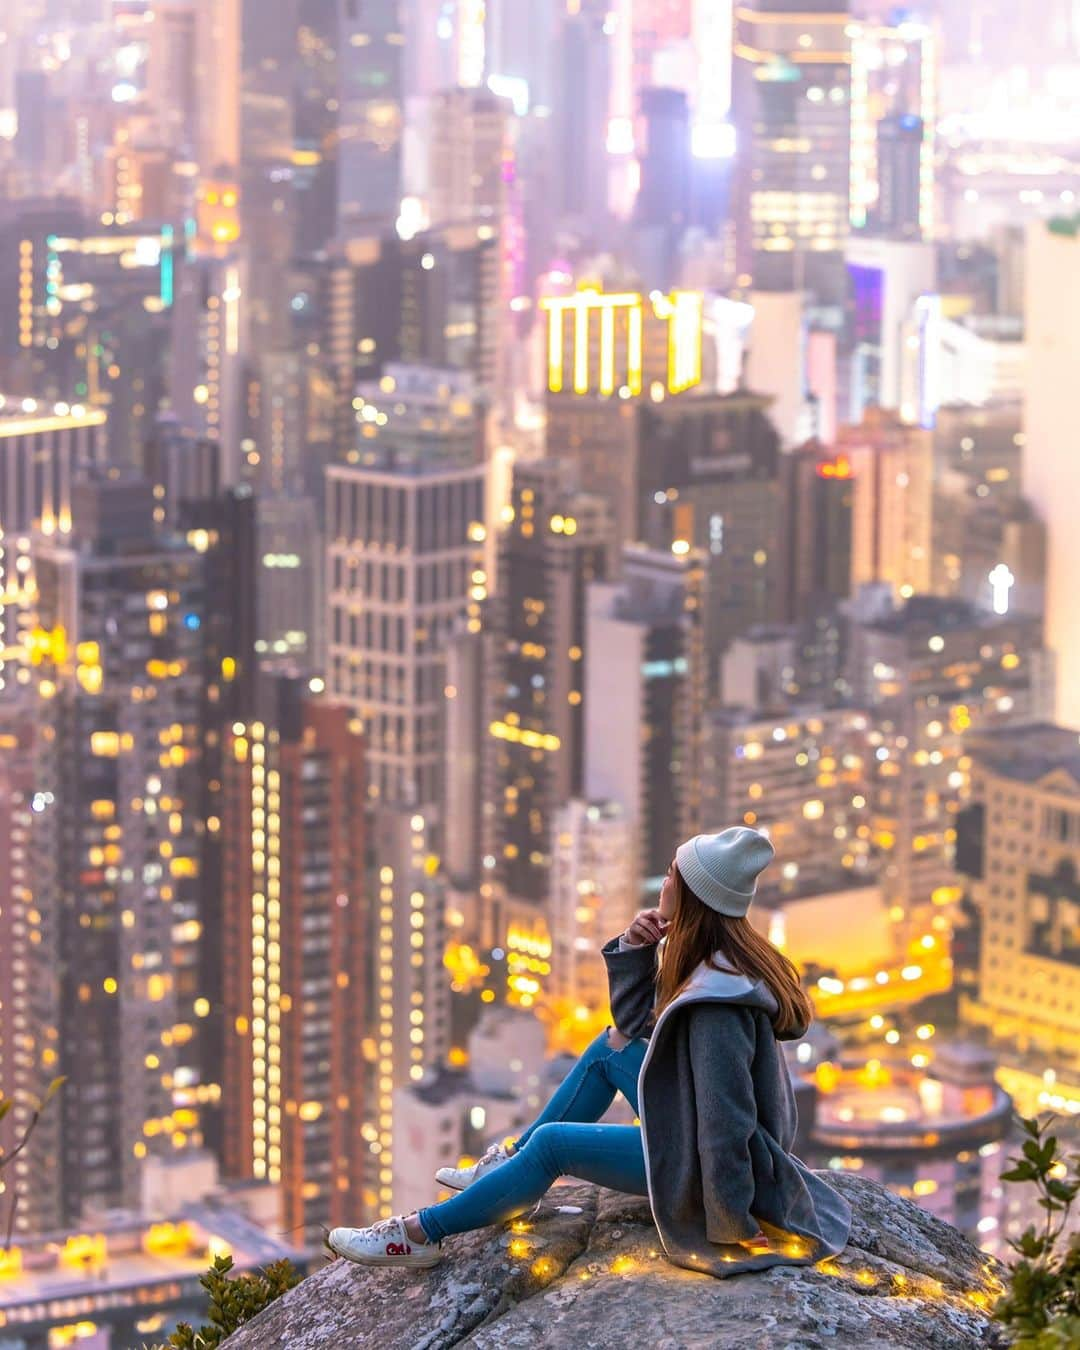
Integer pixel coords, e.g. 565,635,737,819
602,935,852,1278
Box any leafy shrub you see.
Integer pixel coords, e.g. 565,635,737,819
144,1253,303,1350
994,1113,1080,1347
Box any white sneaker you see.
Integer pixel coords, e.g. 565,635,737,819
435,1140,514,1192
327,1215,442,1269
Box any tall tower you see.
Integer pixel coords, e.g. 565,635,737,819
0,400,107,699
31,475,208,1221
326,366,486,806
195,0,241,173
484,460,614,908
0,698,62,1236
840,409,933,601
428,87,510,229
337,0,404,232
584,543,708,905
325,365,484,1217
733,0,852,301
222,677,368,1241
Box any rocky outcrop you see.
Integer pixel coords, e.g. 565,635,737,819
222,1174,1009,1349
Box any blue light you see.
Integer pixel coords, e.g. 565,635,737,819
160,224,174,307
184,613,201,631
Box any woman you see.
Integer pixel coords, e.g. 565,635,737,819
328,827,852,1276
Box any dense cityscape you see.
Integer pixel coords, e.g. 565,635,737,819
0,0,1078,1344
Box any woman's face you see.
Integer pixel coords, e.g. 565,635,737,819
657,860,677,922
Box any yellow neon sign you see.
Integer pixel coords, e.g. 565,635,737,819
540,286,702,397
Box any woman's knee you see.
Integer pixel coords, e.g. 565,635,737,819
524,1121,566,1173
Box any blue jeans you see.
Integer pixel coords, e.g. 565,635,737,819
417,1028,649,1242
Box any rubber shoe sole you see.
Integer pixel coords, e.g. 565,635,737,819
434,1171,467,1192
327,1232,443,1269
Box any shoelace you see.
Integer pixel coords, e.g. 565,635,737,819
478,1142,508,1166
369,1216,406,1238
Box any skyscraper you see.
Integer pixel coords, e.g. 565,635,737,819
0,698,62,1236
840,409,933,601
848,594,1054,947
733,0,852,301
337,0,404,233
0,399,107,700
483,459,614,906
584,543,707,904
325,223,500,455
31,474,208,1221
848,16,937,239
636,389,785,681
147,1,197,152
326,365,486,807
428,87,511,229
222,677,368,1242
874,115,924,240
958,724,1080,1116
777,441,854,624
195,0,241,174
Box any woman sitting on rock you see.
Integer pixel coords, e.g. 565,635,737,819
328,827,852,1275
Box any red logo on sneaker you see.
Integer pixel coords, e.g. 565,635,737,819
385,1241,412,1256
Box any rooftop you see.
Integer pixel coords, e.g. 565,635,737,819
859,593,1034,636
0,1201,304,1316
968,722,1080,784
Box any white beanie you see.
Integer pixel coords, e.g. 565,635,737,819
675,827,775,917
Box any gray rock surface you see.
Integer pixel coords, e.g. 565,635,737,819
222,1174,1009,1349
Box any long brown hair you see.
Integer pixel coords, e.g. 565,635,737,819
652,865,813,1038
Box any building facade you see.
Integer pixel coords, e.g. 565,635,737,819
222,678,368,1243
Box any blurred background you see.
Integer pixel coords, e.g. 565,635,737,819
0,1,1078,1344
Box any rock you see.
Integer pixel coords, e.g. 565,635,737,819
221,1174,1009,1349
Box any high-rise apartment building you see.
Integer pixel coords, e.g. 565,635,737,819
636,389,784,680
840,409,933,600
848,594,1054,946
326,365,486,808
176,485,259,1160
0,698,62,1236
848,16,937,238
1024,215,1080,731
958,724,1080,1119
702,704,874,896
195,0,241,173
541,283,708,555
584,543,707,904
31,475,208,1221
777,441,854,623
327,367,483,1219
337,0,404,232
145,413,220,526
0,399,107,696
257,495,323,668
483,459,613,906
732,0,852,301
325,225,500,454
221,677,368,1243
147,1,197,151
428,88,511,228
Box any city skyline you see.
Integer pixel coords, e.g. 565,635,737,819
0,1,1079,1345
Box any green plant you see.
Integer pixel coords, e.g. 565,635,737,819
144,1253,303,1350
0,1076,65,1250
994,1113,1080,1347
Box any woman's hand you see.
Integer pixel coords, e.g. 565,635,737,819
621,908,670,947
